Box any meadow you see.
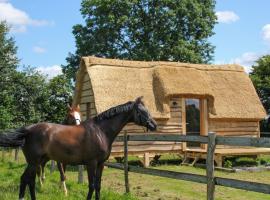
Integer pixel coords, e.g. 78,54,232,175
1,151,270,200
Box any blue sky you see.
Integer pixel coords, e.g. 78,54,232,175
1,0,270,77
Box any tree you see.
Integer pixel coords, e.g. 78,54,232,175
250,55,270,132
0,22,19,130
12,69,73,126
0,22,73,130
63,0,217,81
45,74,73,123
11,67,49,127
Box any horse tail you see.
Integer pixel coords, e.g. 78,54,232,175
0,128,28,147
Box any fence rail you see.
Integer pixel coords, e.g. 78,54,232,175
107,132,270,200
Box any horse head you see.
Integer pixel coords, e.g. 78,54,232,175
132,96,157,131
66,104,81,125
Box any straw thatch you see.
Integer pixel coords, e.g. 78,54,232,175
73,56,266,120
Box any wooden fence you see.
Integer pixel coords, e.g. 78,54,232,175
105,132,270,200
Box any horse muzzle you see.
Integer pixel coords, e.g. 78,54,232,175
147,120,157,131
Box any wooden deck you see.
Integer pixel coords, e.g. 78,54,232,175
184,147,270,167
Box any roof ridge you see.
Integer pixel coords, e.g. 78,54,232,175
82,56,244,72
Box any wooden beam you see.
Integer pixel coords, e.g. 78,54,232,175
200,99,208,150
105,161,270,195
206,132,216,200
215,177,270,194
124,132,130,193
116,134,208,143
216,136,270,148
181,98,187,151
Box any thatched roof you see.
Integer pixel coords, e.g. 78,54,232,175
73,56,266,120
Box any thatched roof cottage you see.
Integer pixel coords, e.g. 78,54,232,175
73,56,268,166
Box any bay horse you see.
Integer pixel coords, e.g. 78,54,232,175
0,97,157,200
38,104,81,196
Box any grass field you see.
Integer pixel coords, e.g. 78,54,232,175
1,151,270,200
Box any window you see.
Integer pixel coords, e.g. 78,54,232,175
186,99,200,148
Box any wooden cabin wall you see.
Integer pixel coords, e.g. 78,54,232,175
79,73,97,120
112,97,183,155
77,75,184,158
209,120,259,149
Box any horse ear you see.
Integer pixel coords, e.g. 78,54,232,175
76,104,80,111
135,96,143,104
67,104,72,110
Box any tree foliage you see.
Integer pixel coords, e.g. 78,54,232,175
0,22,72,130
0,22,19,129
250,55,270,132
63,0,217,81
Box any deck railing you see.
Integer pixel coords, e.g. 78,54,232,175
105,132,270,200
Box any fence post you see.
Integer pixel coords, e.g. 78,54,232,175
1,148,5,161
14,148,19,161
50,160,56,174
78,165,84,183
206,132,216,200
124,132,130,193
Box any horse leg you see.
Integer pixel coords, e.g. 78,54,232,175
36,165,43,187
41,161,46,181
28,165,37,200
19,164,37,200
94,163,104,200
57,162,68,196
86,162,97,200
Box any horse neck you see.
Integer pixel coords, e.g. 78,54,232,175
97,111,132,144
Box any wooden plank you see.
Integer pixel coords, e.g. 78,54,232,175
206,133,216,200
80,103,87,112
215,131,258,136
106,164,270,195
124,134,208,143
170,112,182,118
105,162,124,170
80,95,94,103
81,108,96,115
82,81,92,91
83,73,90,82
105,162,207,184
129,166,207,184
170,108,182,112
112,141,182,146
81,89,93,97
111,144,182,152
157,126,182,130
209,121,258,129
216,136,270,148
210,127,259,132
215,177,270,194
167,117,182,123
157,129,182,133
156,121,181,126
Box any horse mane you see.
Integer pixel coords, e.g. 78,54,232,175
93,101,135,122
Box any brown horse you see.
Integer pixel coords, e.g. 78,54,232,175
38,104,82,195
0,97,157,200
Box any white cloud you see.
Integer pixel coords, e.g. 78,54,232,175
0,1,53,33
35,65,62,79
231,52,260,73
33,46,46,54
216,11,239,24
262,24,270,45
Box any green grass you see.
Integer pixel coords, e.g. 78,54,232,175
1,152,270,200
